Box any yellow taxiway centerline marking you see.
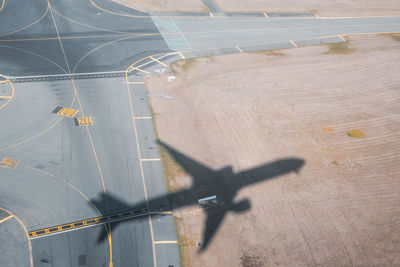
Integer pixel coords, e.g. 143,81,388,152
149,56,167,67
0,74,14,112
153,240,178,244
0,0,5,11
0,214,13,224
48,2,113,263
141,158,161,161
48,0,71,73
69,79,113,267
290,40,298,47
263,12,269,18
209,12,213,18
338,35,346,41
130,67,150,74
178,52,185,59
236,46,243,53
0,95,12,99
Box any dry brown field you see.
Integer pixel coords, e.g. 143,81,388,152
112,0,207,13
146,35,400,266
114,0,400,16
215,0,400,17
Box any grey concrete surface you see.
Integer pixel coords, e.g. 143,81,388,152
0,217,30,267
0,0,399,266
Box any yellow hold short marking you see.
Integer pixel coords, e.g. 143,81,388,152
0,158,19,168
57,107,79,118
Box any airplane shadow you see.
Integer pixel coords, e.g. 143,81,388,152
91,140,305,251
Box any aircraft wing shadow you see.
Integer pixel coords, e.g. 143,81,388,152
90,140,305,251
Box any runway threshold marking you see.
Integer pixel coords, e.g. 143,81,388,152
54,106,79,118
0,215,13,224
28,208,149,239
149,56,167,67
0,158,19,168
75,117,93,126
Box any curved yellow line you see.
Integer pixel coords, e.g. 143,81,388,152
89,0,147,18
21,164,113,256
0,5,49,37
46,3,115,263
51,5,136,35
71,47,171,267
0,74,14,112
0,43,68,74
0,41,75,151
20,165,103,216
0,95,76,152
72,34,153,73
0,206,33,267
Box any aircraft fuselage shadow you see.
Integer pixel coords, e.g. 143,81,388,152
91,140,305,251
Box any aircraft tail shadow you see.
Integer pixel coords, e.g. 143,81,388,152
90,140,305,251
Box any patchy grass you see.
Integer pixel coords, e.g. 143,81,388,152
240,253,264,267
322,126,334,132
172,216,190,266
310,9,319,16
170,58,198,75
379,33,400,42
252,49,285,56
206,56,215,62
158,144,187,192
390,33,400,42
324,40,355,54
346,129,365,138
146,86,186,192
148,98,190,266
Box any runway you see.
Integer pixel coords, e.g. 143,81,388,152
0,0,399,266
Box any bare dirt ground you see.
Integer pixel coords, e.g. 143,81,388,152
146,34,400,266
112,0,207,13
215,0,400,17
113,0,400,17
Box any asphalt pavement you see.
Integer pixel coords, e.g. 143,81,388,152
0,0,399,266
